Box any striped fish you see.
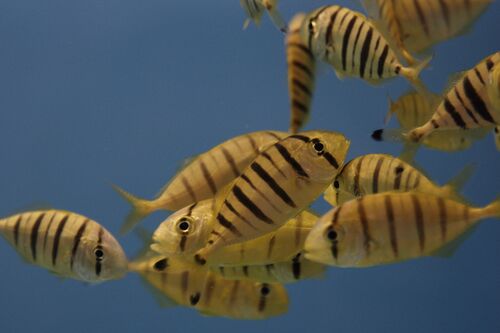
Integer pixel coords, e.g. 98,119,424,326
404,52,500,142
302,5,430,93
363,0,491,60
151,198,319,266
286,13,316,133
0,210,128,282
240,0,286,32
194,131,350,264
129,255,289,319
386,90,479,151
114,130,288,234
323,153,469,206
305,192,500,267
487,62,500,113
212,252,326,284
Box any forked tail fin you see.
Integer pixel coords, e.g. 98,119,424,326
399,55,432,98
484,196,500,219
112,184,156,235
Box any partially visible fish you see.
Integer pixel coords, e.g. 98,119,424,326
240,0,287,32
114,130,288,234
286,13,316,133
305,192,500,267
129,255,289,319
0,210,128,282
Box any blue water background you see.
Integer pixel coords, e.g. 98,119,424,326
0,1,499,332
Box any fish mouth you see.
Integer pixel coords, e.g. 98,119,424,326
303,249,331,266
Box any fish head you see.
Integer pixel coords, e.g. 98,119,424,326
300,7,327,57
292,130,350,183
304,206,364,267
151,200,213,256
75,228,128,282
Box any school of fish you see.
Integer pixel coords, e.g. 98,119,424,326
2,0,498,320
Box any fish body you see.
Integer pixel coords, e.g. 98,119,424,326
323,154,462,206
115,130,288,233
151,199,319,266
363,0,491,60
388,90,477,151
408,52,500,142
0,210,128,282
305,192,500,267
213,252,326,284
302,5,429,92
194,131,350,263
287,13,316,133
129,255,289,319
240,0,286,32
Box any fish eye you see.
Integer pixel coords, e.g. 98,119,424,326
324,227,338,242
308,19,316,33
333,180,340,189
94,247,104,260
311,139,325,155
176,217,192,234
153,258,168,271
260,284,271,296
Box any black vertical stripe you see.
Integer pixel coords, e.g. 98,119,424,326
199,160,217,194
323,152,339,169
357,198,372,257
353,156,365,197
377,45,389,78
70,219,89,269
251,162,296,207
52,214,69,266
292,78,312,96
95,228,104,277
437,197,447,242
179,235,187,252
369,36,381,78
463,76,494,123
240,173,282,213
221,146,240,177
372,156,384,194
292,253,301,279
325,8,341,47
187,202,198,217
291,60,314,78
394,165,404,190
341,15,357,71
455,88,479,124
189,292,201,306
330,205,342,261
292,99,308,114
384,195,399,258
232,185,274,224
42,212,57,257
246,134,259,155
224,198,258,230
216,213,243,236
275,143,309,178
411,195,425,252
359,26,373,78
437,0,450,30
30,213,45,262
13,215,23,246
262,152,287,178
308,6,330,51
288,43,314,61
351,21,364,69
474,68,485,85
181,175,197,201
413,0,429,36
181,271,189,296
243,265,249,276
443,97,467,129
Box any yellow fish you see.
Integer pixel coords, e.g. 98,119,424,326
373,52,500,144
302,5,430,94
286,13,316,133
363,0,491,63
323,153,470,206
212,252,326,284
151,200,318,266
0,210,128,282
194,131,350,264
114,130,287,234
129,255,289,319
386,90,480,152
305,192,500,267
240,0,286,32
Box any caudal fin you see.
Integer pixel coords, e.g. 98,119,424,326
484,196,500,219
112,184,156,235
371,128,406,142
399,55,432,98
440,164,476,203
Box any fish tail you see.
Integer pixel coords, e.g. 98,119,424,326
371,128,406,142
112,184,156,235
484,196,500,219
399,55,432,97
263,0,287,32
442,164,476,202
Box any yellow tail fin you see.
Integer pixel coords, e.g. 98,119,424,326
399,55,432,97
484,196,500,219
112,184,156,235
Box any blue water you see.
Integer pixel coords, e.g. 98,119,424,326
0,1,499,332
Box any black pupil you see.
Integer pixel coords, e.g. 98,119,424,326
333,180,340,189
178,219,190,231
95,249,104,258
309,21,314,30
314,142,324,152
327,229,337,241
154,258,168,271
260,285,270,296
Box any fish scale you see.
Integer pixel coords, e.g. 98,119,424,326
0,210,127,282
194,131,350,264
305,192,500,267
